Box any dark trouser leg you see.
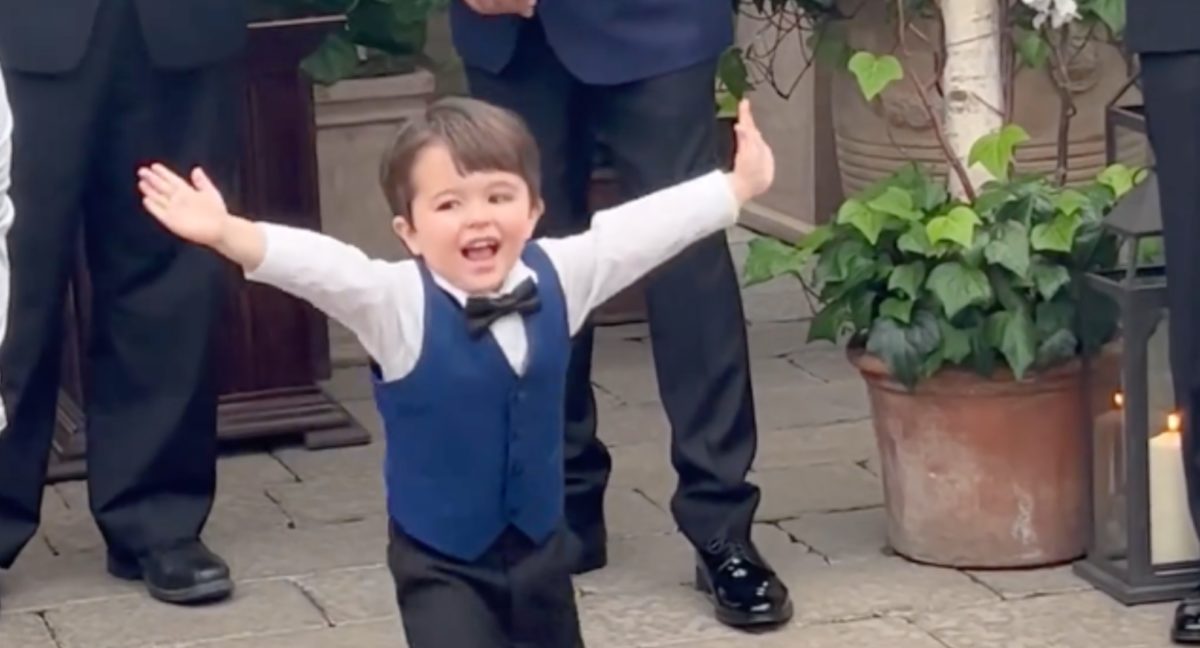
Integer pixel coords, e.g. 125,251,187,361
0,67,98,568
1141,52,1200,538
1141,51,1200,644
593,59,760,548
465,21,611,562
389,524,583,648
80,1,232,558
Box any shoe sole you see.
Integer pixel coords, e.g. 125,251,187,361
694,565,794,629
107,556,234,605
1174,629,1200,645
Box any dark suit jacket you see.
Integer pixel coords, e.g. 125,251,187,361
0,0,246,74
1126,0,1200,54
450,0,733,85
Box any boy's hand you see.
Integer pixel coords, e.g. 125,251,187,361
727,100,775,205
138,164,231,247
463,0,536,18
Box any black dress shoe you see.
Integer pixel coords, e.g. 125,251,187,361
1174,592,1200,644
108,540,233,605
695,538,793,629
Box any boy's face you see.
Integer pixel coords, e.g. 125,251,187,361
394,143,542,295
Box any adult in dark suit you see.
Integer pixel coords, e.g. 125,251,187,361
450,0,793,629
1129,0,1200,643
0,0,244,606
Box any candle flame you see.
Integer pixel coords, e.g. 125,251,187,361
1113,392,1124,408
1168,412,1182,433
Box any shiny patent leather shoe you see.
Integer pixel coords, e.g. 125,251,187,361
1174,592,1200,644
694,537,793,629
108,540,233,605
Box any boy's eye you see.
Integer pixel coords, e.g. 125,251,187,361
435,199,460,212
488,193,514,205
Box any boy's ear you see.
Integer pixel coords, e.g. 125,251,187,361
392,215,420,255
528,197,544,232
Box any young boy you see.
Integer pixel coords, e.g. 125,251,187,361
136,96,774,647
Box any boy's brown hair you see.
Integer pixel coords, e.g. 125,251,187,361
379,96,541,221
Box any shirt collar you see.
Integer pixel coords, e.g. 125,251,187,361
429,259,536,307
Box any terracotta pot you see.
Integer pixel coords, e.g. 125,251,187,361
850,349,1106,568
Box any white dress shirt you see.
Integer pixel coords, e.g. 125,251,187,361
0,72,14,432
246,170,739,382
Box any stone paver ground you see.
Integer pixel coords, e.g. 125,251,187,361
0,228,1181,647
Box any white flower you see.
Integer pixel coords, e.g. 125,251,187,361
1022,0,1080,29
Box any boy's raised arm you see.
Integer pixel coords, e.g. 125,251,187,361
539,100,774,335
137,163,410,367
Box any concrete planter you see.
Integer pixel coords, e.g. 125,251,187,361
313,70,435,364
831,2,1146,196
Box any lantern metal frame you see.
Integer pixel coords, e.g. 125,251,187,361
1073,77,1200,604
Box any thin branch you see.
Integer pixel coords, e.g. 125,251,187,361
897,0,976,201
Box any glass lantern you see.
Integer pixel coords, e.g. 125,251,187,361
1074,169,1200,603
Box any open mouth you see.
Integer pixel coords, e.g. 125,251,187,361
461,238,500,262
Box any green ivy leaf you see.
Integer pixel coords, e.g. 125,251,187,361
814,238,874,288
717,47,752,100
866,309,942,388
987,310,1038,379
880,297,915,323
969,125,1030,181
798,224,835,254
984,221,1031,279
1015,28,1050,68
743,237,807,287
888,262,927,299
1082,0,1126,35
938,319,973,364
898,223,934,256
1037,329,1079,368
927,262,993,319
1097,163,1136,199
1031,211,1082,253
1053,189,1090,217
1035,301,1075,340
968,323,997,376
850,290,877,331
926,206,981,249
808,300,850,343
837,199,891,244
301,32,361,85
867,186,921,221
847,51,904,102
1031,261,1071,300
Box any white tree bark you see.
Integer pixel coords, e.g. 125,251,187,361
940,0,1005,198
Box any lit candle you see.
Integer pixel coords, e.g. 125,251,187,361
1093,392,1125,555
1149,411,1200,563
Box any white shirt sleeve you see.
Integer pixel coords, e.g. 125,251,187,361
537,170,740,335
0,74,15,433
244,222,423,381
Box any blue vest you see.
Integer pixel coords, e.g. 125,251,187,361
372,244,570,561
450,0,734,86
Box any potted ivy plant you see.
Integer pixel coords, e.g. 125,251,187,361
736,0,1141,568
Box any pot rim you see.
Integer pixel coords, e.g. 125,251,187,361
846,341,1120,396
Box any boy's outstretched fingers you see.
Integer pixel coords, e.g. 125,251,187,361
737,99,757,134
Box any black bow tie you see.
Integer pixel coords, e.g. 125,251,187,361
464,279,541,337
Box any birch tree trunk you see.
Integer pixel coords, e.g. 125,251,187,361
940,0,1005,198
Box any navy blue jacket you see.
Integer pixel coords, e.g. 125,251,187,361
450,0,734,85
1126,0,1200,54
373,243,570,561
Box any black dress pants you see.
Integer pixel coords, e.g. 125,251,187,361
465,17,761,555
0,0,233,566
388,522,584,648
1142,51,1200,537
